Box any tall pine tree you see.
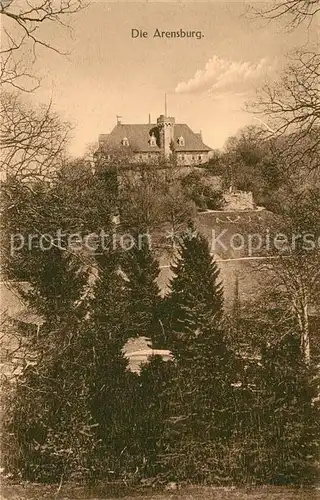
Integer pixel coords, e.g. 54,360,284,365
162,316,239,484
122,236,161,342
161,230,238,483
165,229,223,353
86,247,137,478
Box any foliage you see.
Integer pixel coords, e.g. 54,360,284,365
1,160,125,481
2,151,319,487
220,126,287,209
2,301,95,481
1,159,118,281
119,165,195,242
258,334,319,484
164,230,223,352
137,356,176,478
161,320,239,484
181,170,224,211
245,187,320,364
122,238,162,341
159,230,233,483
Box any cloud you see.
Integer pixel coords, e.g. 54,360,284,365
175,56,273,96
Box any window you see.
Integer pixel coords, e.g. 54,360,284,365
198,155,202,161
177,136,185,146
122,137,129,146
149,133,157,147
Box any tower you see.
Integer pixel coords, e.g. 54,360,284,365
157,114,175,157
156,94,175,158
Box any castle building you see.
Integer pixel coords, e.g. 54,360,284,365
97,113,213,166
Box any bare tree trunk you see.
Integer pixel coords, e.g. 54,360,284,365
293,284,310,365
300,301,310,365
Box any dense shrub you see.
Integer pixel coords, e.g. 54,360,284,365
181,171,224,211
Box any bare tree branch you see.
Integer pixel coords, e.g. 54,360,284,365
0,91,72,181
251,0,320,30
249,48,320,172
0,0,87,92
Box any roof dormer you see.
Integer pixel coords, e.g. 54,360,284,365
149,133,157,147
122,137,129,146
177,135,185,146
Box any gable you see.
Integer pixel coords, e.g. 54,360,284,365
173,124,211,152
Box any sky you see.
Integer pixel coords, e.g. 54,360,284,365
25,0,316,156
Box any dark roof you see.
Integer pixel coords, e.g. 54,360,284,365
99,123,212,153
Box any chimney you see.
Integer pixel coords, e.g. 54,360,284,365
148,113,151,124
116,115,122,125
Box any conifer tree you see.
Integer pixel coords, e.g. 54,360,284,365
160,230,238,483
122,237,161,341
162,316,238,483
2,166,124,481
3,247,92,480
165,229,223,352
90,249,130,346
25,245,88,324
86,248,137,477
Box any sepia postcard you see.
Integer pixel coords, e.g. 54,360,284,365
1,1,319,498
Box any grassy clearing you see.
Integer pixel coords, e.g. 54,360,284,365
0,484,318,500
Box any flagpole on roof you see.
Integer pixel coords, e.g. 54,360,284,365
165,93,167,117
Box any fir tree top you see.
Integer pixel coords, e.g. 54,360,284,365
170,230,223,314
